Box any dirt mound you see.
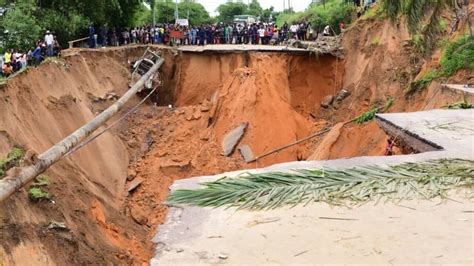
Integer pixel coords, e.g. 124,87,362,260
0,47,155,265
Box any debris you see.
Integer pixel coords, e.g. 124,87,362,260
160,159,191,175
238,145,254,163
247,217,281,227
131,208,148,225
218,253,228,260
47,221,69,231
207,235,223,239
396,204,417,211
336,89,351,102
176,248,184,253
318,217,358,221
222,123,248,156
127,178,144,193
127,169,137,181
294,250,308,257
320,95,334,108
334,236,362,242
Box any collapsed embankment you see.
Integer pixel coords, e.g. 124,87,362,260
0,47,163,264
0,13,471,263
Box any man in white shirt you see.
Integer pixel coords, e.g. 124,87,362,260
323,25,330,36
44,30,54,56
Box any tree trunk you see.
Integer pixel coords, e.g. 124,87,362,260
0,57,165,203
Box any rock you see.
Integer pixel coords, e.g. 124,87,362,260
48,221,69,231
160,160,191,175
127,178,144,193
131,208,148,225
199,131,210,141
238,145,254,163
192,110,201,120
127,169,137,181
321,95,334,108
200,105,210,112
222,123,249,156
335,89,351,102
218,254,229,260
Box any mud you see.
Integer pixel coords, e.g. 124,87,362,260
0,10,472,264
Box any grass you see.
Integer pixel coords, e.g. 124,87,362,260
32,175,51,186
28,187,50,202
353,97,394,124
0,147,24,179
28,174,52,202
444,95,473,109
407,35,474,94
167,159,474,210
360,5,384,21
371,36,381,45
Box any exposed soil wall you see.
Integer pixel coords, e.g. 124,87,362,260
0,47,155,265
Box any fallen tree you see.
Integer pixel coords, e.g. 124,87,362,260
0,55,165,203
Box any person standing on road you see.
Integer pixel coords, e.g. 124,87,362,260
44,30,54,56
88,24,96,48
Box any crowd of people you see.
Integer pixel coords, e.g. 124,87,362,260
87,21,338,48
1,30,61,78
1,20,340,78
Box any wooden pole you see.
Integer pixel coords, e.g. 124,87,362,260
0,57,165,203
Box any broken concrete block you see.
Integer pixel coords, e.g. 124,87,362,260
131,208,148,225
336,89,351,102
222,123,248,156
238,145,254,163
127,177,144,193
321,95,334,108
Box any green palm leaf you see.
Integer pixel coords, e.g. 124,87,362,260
167,159,474,210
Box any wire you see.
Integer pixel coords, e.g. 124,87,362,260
64,86,158,158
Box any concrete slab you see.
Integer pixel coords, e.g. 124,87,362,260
152,109,474,265
222,123,248,157
178,44,309,54
441,84,474,96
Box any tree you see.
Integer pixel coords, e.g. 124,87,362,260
178,0,212,25
247,0,263,17
2,0,42,50
216,1,248,23
381,0,450,53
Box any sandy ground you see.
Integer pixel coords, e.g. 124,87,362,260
154,199,474,265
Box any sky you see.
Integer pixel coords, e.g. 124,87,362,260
197,0,313,16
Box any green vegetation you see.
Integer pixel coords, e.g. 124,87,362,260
360,4,384,20
407,69,439,94
381,0,449,53
28,174,52,202
407,35,474,94
0,147,24,179
371,36,380,45
28,187,50,201
153,0,212,25
168,159,474,210
444,95,474,109
216,0,276,23
353,108,378,124
32,175,51,187
353,97,394,124
0,0,147,50
276,0,353,34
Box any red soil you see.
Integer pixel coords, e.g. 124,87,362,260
1,8,472,264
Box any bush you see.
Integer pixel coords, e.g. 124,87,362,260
276,0,353,33
28,187,50,201
439,35,474,77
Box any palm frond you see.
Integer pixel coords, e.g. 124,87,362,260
168,159,474,210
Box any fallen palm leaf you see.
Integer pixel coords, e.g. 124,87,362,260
167,159,474,210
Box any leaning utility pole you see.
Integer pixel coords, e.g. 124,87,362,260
175,0,179,20
0,57,165,203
